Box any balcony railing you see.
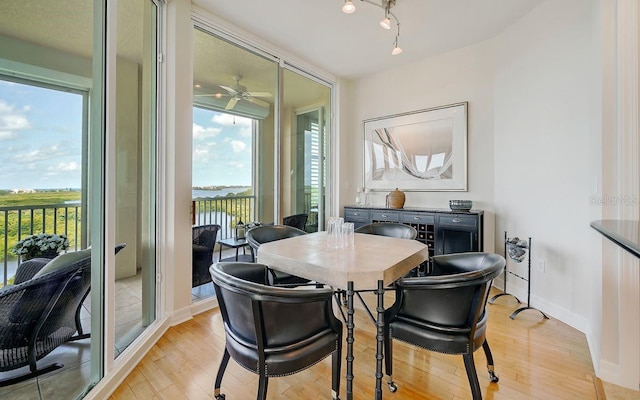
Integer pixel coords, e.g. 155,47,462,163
1,203,83,287
193,195,255,239
0,195,255,286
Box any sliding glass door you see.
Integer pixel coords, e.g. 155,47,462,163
0,0,161,397
192,27,278,300
281,68,331,232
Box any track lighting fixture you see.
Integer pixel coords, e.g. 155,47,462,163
342,0,403,55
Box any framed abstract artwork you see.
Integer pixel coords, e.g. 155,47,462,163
363,102,468,192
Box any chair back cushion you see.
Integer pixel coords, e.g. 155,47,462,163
32,248,92,279
355,222,417,240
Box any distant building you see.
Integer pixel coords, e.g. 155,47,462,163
11,188,36,194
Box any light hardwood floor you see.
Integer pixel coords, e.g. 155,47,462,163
109,289,629,400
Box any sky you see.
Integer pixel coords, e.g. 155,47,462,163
0,79,252,190
192,108,252,187
0,80,83,190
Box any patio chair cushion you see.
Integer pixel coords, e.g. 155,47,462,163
33,248,92,279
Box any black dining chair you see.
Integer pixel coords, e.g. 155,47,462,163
354,222,417,240
245,224,312,286
282,213,308,231
209,262,343,400
383,252,505,400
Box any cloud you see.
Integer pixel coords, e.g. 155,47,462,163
8,144,72,164
212,113,252,127
193,123,222,139
0,99,31,139
238,126,252,137
55,161,80,172
230,140,247,152
227,160,245,169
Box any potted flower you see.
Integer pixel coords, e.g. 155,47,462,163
12,233,70,260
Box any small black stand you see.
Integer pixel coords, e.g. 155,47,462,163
489,231,548,320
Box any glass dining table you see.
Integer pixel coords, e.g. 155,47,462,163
257,231,429,400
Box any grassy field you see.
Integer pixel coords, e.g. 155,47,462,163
0,190,82,261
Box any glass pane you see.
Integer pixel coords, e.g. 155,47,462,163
281,69,331,232
192,27,277,299
0,0,95,397
113,0,158,357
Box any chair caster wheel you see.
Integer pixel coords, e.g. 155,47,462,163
387,381,398,392
489,370,499,383
215,394,225,400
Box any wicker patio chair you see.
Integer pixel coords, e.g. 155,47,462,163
0,253,92,386
192,224,221,287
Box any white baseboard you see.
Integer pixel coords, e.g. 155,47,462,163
169,304,194,326
490,279,589,333
598,360,621,385
191,296,218,316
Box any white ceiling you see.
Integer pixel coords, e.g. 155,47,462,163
0,0,544,109
194,0,544,80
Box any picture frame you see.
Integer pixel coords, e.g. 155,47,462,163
363,102,468,192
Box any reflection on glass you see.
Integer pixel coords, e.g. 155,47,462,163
282,69,331,232
113,0,157,358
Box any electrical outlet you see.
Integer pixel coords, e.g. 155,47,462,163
536,259,545,272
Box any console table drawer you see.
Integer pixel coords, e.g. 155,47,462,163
345,208,370,222
438,214,478,228
371,211,400,222
400,213,436,225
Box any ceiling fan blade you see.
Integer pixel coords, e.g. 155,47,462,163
245,91,273,98
194,93,230,98
246,97,270,108
219,85,239,95
225,97,239,110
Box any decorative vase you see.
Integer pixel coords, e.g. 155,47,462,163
388,188,405,209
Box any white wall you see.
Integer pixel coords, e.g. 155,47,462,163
493,0,600,330
345,39,498,252
344,0,602,369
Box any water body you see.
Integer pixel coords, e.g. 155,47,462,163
192,187,250,199
193,187,250,239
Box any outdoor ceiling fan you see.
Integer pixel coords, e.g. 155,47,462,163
196,74,272,110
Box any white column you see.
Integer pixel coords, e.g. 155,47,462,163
599,0,640,391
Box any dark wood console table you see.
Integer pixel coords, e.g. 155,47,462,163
344,206,484,272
